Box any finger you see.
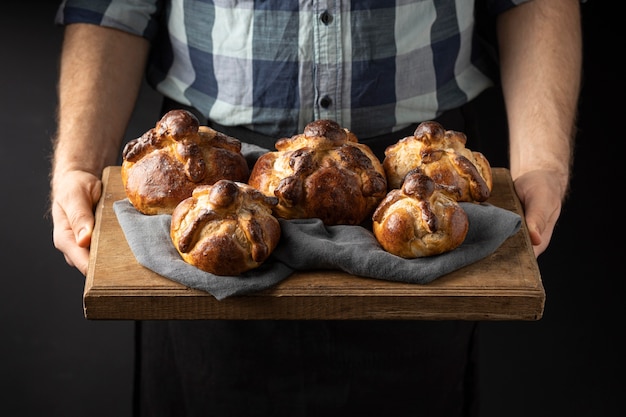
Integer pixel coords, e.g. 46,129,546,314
51,179,102,273
52,202,91,275
513,171,564,258
63,178,103,246
524,202,559,257
63,245,90,276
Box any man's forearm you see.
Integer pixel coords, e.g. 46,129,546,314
497,0,582,196
53,23,150,179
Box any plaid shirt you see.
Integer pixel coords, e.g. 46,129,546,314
56,0,525,139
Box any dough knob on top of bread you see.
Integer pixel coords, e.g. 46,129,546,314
383,120,493,202
372,168,469,258
170,180,281,276
248,119,387,225
121,109,249,215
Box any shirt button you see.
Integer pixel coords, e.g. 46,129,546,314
320,10,332,25
319,96,332,108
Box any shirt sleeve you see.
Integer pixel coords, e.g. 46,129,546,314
54,0,162,40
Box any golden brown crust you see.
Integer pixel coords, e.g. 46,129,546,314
121,110,250,215
248,119,387,225
170,180,281,276
372,168,469,258
382,121,493,202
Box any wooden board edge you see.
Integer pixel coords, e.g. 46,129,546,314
84,291,545,321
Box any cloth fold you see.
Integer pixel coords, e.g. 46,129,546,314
113,199,521,300
273,203,521,283
113,200,294,300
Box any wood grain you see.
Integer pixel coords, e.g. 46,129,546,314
84,167,544,320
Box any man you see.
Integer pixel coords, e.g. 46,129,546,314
50,1,581,415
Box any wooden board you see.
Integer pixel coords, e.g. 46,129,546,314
84,166,544,321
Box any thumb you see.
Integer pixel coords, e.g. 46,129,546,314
71,183,103,248
55,174,103,248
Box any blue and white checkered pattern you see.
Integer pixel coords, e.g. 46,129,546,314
56,0,525,139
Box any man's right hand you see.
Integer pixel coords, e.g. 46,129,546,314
51,170,103,276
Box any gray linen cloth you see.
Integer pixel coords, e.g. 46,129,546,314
113,199,521,300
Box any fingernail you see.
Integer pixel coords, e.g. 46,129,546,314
77,227,87,242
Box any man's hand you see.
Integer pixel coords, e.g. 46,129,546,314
513,169,567,257
51,170,103,275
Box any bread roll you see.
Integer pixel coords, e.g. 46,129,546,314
383,121,492,202
248,119,387,225
121,109,249,214
170,180,281,276
372,168,469,258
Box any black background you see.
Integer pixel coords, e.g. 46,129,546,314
1,2,623,416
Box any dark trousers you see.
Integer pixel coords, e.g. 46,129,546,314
134,87,510,417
